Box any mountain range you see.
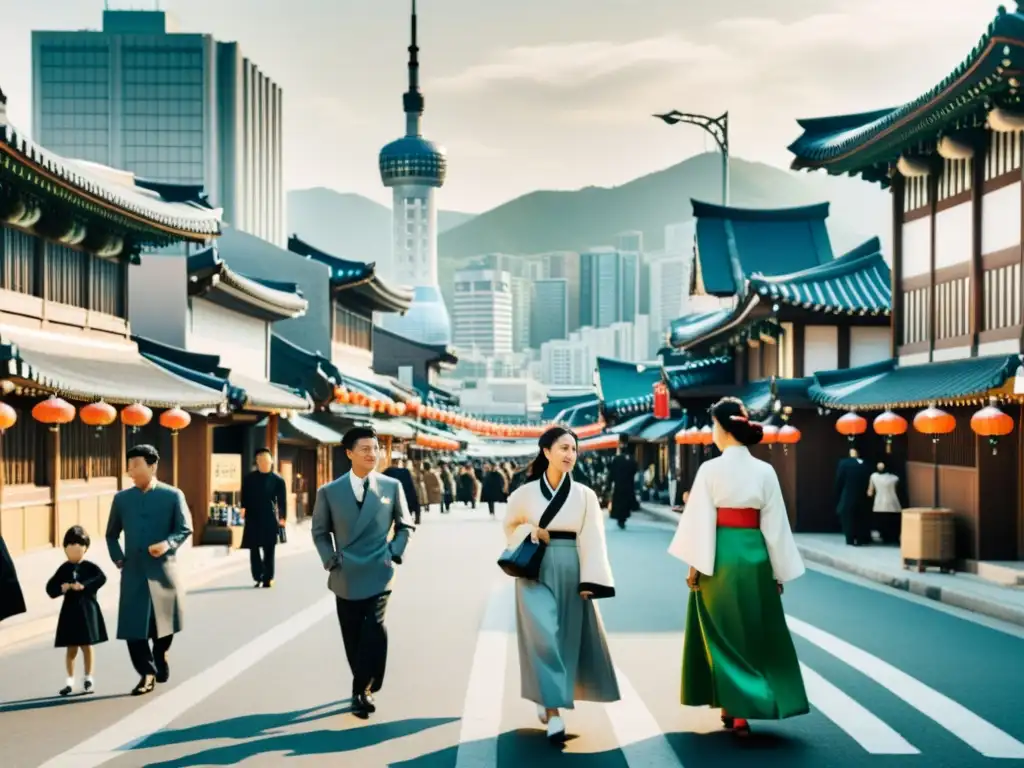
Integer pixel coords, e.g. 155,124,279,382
287,153,889,301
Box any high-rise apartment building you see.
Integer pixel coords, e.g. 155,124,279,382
452,268,513,355
32,10,284,244
579,247,639,329
530,278,569,348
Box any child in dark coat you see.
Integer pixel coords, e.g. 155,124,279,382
45,525,108,696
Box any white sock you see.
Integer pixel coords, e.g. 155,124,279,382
84,675,94,684
65,676,74,687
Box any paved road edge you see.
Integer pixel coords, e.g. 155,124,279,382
637,503,1024,629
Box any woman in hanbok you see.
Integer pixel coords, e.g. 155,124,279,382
668,397,809,736
503,426,620,742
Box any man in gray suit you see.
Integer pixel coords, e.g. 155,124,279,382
311,426,414,716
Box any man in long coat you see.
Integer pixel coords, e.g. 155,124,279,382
106,444,192,696
241,448,288,588
421,461,444,514
0,533,27,623
835,448,873,546
383,458,421,525
608,444,638,529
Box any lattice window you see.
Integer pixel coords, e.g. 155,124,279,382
983,263,1022,331
902,287,931,344
934,277,970,340
904,175,929,213
937,158,971,201
985,130,1023,181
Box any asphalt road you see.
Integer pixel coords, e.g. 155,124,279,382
1,506,1022,768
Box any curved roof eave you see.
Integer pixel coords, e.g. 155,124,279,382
692,199,831,222
187,247,308,320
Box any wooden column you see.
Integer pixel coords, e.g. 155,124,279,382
116,420,127,489
171,431,179,487
266,413,279,462
927,170,939,362
176,417,212,545
837,325,851,370
975,422,1019,561
891,173,905,356
48,427,61,547
969,145,985,354
792,324,806,378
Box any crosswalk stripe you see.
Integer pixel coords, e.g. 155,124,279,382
800,663,919,754
788,615,1024,758
455,582,514,768
606,666,686,767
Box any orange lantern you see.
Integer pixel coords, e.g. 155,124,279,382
777,424,801,454
80,401,117,430
159,407,192,434
32,395,76,429
699,425,713,446
970,400,1014,454
913,406,955,437
872,410,907,453
674,427,692,445
760,423,779,446
836,412,867,442
395,402,407,416
121,402,153,431
334,387,350,404
0,401,17,433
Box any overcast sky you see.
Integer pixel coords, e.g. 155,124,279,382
0,0,1001,212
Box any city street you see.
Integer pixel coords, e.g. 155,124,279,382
2,508,1023,768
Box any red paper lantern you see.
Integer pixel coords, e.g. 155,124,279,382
32,395,76,428
971,402,1014,454
0,401,17,433
159,407,192,433
653,382,670,419
873,410,907,453
836,412,867,440
80,401,117,429
777,424,801,454
120,402,153,430
913,406,955,436
699,425,713,446
760,424,779,445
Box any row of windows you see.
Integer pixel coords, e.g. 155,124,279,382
39,96,109,115
122,131,203,150
40,48,108,66
123,50,203,68
123,98,202,116
123,67,203,85
42,113,109,130
41,128,109,147
40,69,109,86
122,115,202,131
123,146,203,163
333,304,372,351
123,83,202,100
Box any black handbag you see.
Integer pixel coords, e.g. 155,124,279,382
497,474,571,579
278,525,287,545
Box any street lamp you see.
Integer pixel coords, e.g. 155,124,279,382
654,110,729,205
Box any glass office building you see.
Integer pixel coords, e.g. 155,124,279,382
32,10,283,244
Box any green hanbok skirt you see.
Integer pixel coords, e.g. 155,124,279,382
681,526,810,720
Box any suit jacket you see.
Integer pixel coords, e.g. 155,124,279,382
0,534,26,623
835,457,872,518
311,471,414,601
240,470,288,549
383,466,420,515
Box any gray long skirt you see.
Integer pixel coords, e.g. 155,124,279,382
515,539,620,709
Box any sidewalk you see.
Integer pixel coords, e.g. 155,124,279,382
639,502,1024,629
0,521,313,654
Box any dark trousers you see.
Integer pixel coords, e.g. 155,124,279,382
874,512,901,544
127,611,173,678
412,507,422,525
336,592,390,697
249,544,276,583
487,501,496,516
840,509,873,545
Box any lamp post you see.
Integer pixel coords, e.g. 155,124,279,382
654,110,729,205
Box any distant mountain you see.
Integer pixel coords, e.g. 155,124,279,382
285,188,475,262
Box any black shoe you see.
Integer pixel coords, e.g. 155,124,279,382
155,657,170,684
254,581,263,588
59,685,73,697
132,676,155,696
262,580,274,588
353,691,376,715
83,679,94,694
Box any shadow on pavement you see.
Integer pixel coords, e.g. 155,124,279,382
188,585,260,595
137,701,353,748
135,717,458,767
0,692,130,713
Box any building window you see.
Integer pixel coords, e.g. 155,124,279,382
333,303,372,351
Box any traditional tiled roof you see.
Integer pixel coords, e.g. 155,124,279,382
187,246,308,322
808,356,1017,411
596,357,663,416
553,399,601,427
609,413,657,437
749,237,891,316
664,355,733,391
374,325,458,366
277,414,345,446
426,384,460,407
134,336,310,413
288,235,413,315
637,414,686,443
269,333,341,407
693,200,833,297
0,122,220,241
542,390,598,422
788,6,1024,182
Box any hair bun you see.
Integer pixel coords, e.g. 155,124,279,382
741,420,764,446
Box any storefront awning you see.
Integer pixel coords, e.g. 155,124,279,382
609,413,656,437
808,355,1018,411
367,417,418,440
637,416,686,443
0,325,226,409
279,414,344,446
579,433,621,453
226,372,311,413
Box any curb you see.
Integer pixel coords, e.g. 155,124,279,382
638,503,1024,629
0,526,313,656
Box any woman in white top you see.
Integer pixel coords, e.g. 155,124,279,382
668,397,809,736
867,461,902,545
503,426,620,742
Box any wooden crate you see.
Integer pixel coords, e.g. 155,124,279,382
900,507,956,573
201,525,244,549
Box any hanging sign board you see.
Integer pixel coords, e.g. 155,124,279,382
211,453,243,493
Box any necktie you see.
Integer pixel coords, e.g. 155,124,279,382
357,478,370,509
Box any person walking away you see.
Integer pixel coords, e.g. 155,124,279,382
457,464,477,508
482,462,506,516
384,458,422,525
669,397,808,736
835,448,873,545
106,444,192,696
241,448,288,588
503,426,620,742
422,461,444,514
868,461,902,545
311,427,415,717
46,525,108,695
0,533,27,623
440,462,456,512
608,444,638,529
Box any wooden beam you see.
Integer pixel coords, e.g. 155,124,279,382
837,324,851,369
928,170,938,361
792,324,806,378
891,173,905,356
49,427,61,547
116,420,127,490
970,146,985,353
266,413,279,463
171,431,179,488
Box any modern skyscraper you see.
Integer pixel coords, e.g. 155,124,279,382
32,10,283,244
377,0,452,345
452,268,513,355
531,278,569,348
579,247,639,329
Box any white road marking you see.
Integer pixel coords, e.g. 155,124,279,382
800,663,918,754
606,666,686,767
788,615,1024,758
38,596,335,768
454,581,514,768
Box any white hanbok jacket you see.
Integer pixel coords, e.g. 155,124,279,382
504,475,616,597
668,446,805,583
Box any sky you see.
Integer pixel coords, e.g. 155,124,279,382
0,0,1003,213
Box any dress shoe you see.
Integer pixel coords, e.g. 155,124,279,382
132,676,155,696
155,656,170,684
546,716,566,742
353,692,376,715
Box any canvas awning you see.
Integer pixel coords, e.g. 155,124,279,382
278,414,344,446
227,372,311,413
636,416,686,443
609,413,656,437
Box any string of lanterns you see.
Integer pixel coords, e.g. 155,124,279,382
0,394,191,435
